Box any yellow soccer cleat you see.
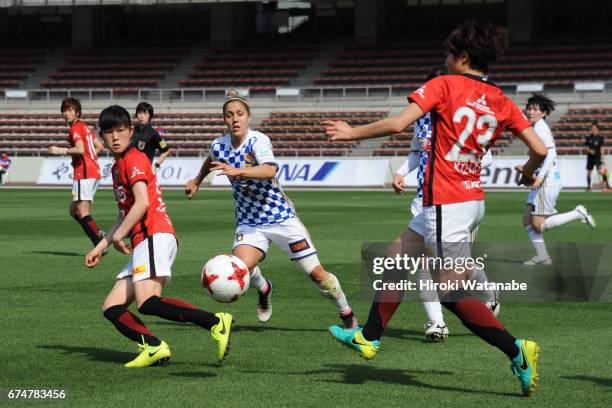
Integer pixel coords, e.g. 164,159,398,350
210,312,233,362
329,325,380,360
124,340,171,368
511,339,541,396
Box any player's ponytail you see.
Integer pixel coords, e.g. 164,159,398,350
444,19,509,73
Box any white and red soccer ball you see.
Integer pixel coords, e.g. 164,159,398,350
201,255,250,303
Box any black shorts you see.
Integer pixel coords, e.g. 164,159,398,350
587,155,602,171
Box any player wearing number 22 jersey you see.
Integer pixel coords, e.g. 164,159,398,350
410,74,530,206
324,20,547,397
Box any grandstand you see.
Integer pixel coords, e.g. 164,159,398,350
0,0,610,162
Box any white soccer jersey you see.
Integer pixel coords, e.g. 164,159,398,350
533,119,561,186
210,130,296,226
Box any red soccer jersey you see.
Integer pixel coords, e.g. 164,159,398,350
112,147,175,247
408,74,531,205
68,120,100,180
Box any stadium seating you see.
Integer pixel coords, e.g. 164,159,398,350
0,110,385,157
552,106,612,155
257,111,388,156
2,107,610,157
315,40,612,90
40,45,189,92
0,49,46,91
0,112,225,156
179,42,318,92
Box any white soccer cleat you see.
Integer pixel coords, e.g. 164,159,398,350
424,321,449,342
256,281,273,322
523,256,552,266
487,291,501,317
575,205,596,228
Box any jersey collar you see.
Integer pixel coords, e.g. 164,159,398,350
119,145,135,158
462,73,498,88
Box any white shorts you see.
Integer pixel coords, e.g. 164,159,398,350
117,233,177,283
409,211,425,237
233,217,317,260
526,184,561,216
72,178,99,202
423,200,484,257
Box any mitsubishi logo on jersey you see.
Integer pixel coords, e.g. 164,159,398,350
467,93,495,116
415,85,426,99
131,166,145,178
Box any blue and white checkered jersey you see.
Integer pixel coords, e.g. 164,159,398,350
413,113,432,202
210,130,296,226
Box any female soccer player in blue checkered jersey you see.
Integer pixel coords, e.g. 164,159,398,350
390,66,499,342
518,93,596,266
325,19,549,396
185,91,358,329
85,105,232,368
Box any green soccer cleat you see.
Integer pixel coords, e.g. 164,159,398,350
124,340,171,368
329,325,380,360
511,339,541,396
210,312,233,362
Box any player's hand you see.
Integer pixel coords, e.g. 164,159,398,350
514,164,524,174
211,161,242,177
112,237,132,255
48,146,64,155
322,120,355,142
85,248,103,268
518,172,535,186
185,178,201,199
392,174,407,195
532,176,543,188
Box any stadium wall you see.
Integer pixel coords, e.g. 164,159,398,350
4,155,607,189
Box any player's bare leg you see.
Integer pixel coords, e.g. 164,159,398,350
234,244,272,322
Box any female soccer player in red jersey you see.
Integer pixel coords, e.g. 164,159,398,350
49,97,105,248
324,20,548,396
85,105,232,368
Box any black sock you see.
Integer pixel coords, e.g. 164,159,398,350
603,173,610,189
104,305,161,346
441,290,518,359
587,174,591,188
138,296,220,330
362,267,405,341
78,215,102,245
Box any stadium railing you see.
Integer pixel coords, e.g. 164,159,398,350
2,82,611,104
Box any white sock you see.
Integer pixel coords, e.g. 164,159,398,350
526,225,550,259
471,266,495,303
317,273,351,315
418,269,444,323
250,266,269,294
541,210,581,232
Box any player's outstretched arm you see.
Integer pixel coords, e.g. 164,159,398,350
185,155,213,199
324,103,424,142
156,149,171,167
112,181,148,251
211,162,276,180
85,215,123,268
515,127,547,186
48,140,86,157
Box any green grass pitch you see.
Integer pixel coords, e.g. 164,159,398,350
1,188,610,407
